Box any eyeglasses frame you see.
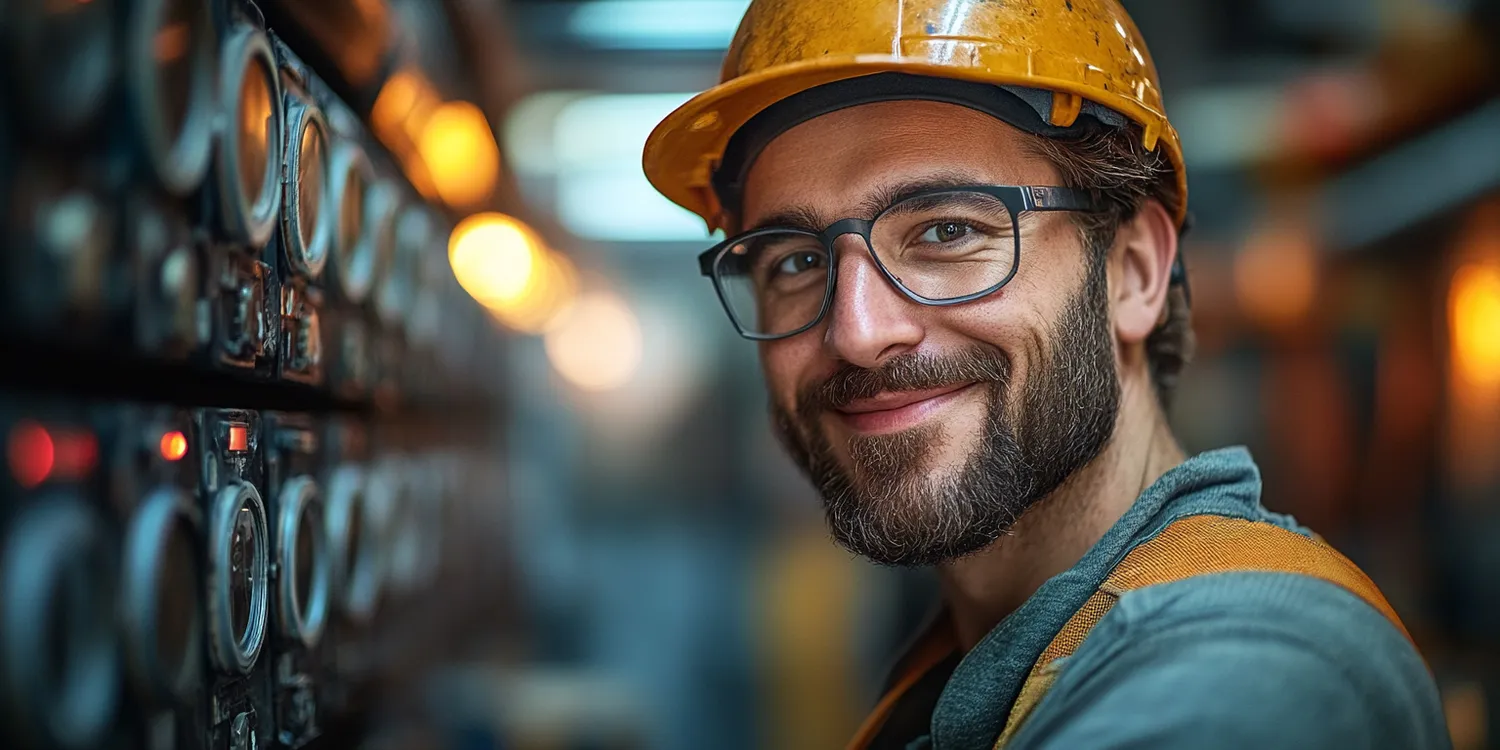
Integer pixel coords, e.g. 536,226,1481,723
697,184,1106,341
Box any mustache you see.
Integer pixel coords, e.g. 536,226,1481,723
798,346,1012,415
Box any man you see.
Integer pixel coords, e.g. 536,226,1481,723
643,1,1449,748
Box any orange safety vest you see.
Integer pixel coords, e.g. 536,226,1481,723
846,514,1414,750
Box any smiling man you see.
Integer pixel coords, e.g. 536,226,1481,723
643,1,1448,748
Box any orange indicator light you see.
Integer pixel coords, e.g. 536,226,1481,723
228,424,249,452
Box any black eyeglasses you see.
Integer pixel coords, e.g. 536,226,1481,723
697,185,1105,340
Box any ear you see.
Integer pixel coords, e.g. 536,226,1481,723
1111,199,1178,347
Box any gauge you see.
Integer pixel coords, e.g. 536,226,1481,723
7,0,118,138
394,205,444,344
121,487,202,706
386,489,420,596
360,180,402,316
127,0,214,195
206,482,268,674
326,140,375,302
281,92,332,280
6,164,115,327
324,465,378,623
0,496,120,750
275,476,329,648
363,456,411,597
362,460,404,599
129,194,201,355
214,25,283,249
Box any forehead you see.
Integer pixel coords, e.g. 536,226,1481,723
740,100,1060,225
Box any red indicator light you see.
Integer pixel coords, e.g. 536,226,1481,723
50,431,97,480
160,431,188,461
8,421,55,489
228,424,249,452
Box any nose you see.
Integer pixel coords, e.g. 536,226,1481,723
820,234,924,368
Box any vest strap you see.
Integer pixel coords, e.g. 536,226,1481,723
992,514,1412,748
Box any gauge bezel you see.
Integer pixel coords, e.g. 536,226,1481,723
280,94,333,280
7,0,118,138
127,0,215,195
214,25,283,250
386,483,420,596
394,204,441,343
326,140,376,303
368,185,407,325
0,496,120,750
324,464,379,623
121,487,203,706
421,221,453,307
206,482,269,675
276,475,330,648
361,461,403,602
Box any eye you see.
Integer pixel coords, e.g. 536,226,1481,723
919,222,973,243
772,250,827,278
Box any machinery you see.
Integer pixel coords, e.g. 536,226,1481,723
193,407,274,750
0,0,512,747
104,403,206,750
262,412,330,749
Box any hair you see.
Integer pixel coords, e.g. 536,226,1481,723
1026,126,1195,411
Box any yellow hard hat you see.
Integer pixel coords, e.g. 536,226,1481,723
643,0,1187,232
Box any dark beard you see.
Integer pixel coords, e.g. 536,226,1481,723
770,253,1121,567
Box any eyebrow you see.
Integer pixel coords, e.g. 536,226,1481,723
745,173,992,234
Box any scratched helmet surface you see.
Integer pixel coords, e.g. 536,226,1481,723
643,0,1186,232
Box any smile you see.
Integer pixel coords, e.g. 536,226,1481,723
832,382,980,434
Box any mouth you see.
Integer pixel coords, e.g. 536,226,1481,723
831,382,980,435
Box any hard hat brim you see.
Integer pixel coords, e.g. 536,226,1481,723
643,57,1188,232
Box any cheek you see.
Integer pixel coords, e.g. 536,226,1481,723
936,287,1055,402
759,337,822,408
942,290,1045,359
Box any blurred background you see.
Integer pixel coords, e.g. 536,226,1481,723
0,1,1498,749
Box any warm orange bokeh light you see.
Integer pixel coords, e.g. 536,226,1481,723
160,430,189,462
418,101,501,208
450,213,541,305
449,213,578,333
496,250,579,334
371,72,498,207
544,291,643,392
1444,203,1500,491
370,69,441,147
1450,261,1500,389
1236,213,1319,330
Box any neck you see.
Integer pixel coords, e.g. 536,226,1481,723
937,379,1186,651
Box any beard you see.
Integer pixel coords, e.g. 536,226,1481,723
771,253,1121,567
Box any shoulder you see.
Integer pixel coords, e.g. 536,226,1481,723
1015,572,1450,750
1106,572,1434,703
